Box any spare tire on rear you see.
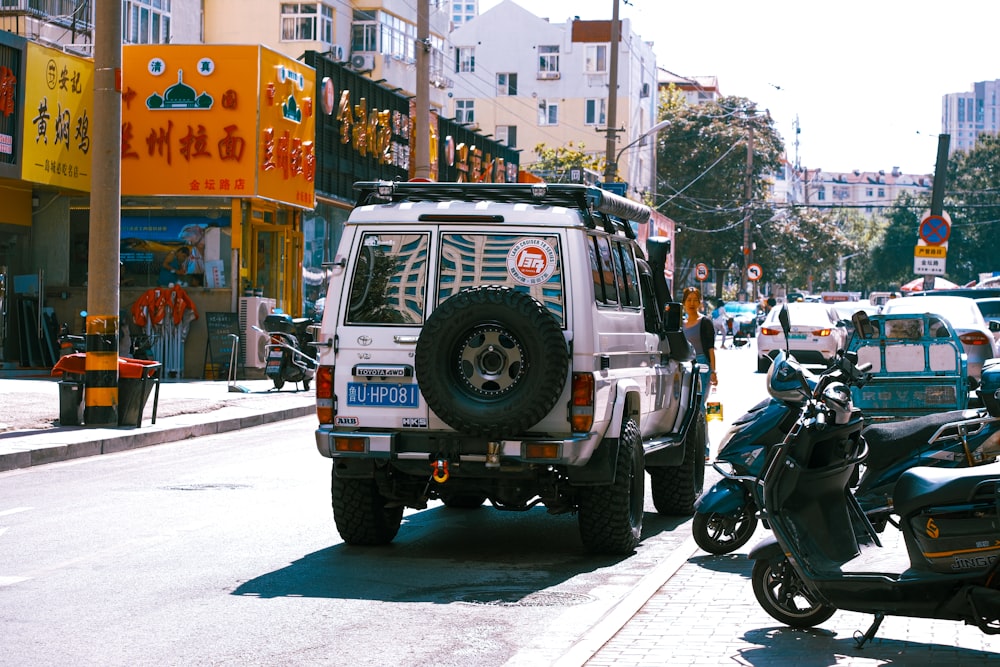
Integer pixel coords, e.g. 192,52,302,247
415,286,569,437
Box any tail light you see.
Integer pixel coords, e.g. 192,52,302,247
812,328,832,337
316,365,334,423
570,372,595,433
960,331,992,346
759,327,781,336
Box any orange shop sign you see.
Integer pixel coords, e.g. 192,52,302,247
121,45,315,208
21,42,93,190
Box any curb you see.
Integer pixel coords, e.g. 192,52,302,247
0,404,315,473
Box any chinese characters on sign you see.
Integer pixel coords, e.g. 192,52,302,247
21,42,93,189
121,45,316,208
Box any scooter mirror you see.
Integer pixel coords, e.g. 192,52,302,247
852,310,874,339
778,304,790,336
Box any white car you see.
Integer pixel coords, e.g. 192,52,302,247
756,302,849,373
883,295,999,380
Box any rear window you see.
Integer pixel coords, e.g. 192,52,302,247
438,233,566,326
346,232,429,325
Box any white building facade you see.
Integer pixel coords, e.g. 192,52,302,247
449,0,660,199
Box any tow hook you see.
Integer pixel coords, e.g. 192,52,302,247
431,459,450,483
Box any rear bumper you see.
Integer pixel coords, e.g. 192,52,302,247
315,427,601,467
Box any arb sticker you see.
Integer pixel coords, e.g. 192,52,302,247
507,238,556,285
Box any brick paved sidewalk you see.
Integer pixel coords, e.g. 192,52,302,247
585,527,1000,666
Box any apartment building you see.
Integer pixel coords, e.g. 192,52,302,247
942,79,1000,156
793,166,933,216
205,0,452,112
449,0,660,200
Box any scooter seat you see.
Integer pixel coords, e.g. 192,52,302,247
893,461,1000,518
862,409,971,471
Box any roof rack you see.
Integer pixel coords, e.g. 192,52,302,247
352,181,652,227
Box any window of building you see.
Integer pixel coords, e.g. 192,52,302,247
538,101,558,125
351,9,420,62
865,187,873,197
497,73,517,96
456,46,475,73
123,0,171,44
280,3,333,44
877,187,885,198
538,45,559,74
455,99,474,124
817,187,826,201
584,44,607,73
585,98,606,126
495,125,517,147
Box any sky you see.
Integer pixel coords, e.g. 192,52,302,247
477,0,1000,175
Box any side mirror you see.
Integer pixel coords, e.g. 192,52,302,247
778,304,790,336
662,301,683,332
989,320,1000,334
852,310,874,339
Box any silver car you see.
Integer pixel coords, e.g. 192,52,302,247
883,295,999,380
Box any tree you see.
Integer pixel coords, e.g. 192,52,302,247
654,95,783,298
525,141,604,183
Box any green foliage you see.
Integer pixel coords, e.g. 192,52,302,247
655,96,783,296
526,141,605,183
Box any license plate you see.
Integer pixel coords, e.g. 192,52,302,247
788,333,807,340
347,382,420,408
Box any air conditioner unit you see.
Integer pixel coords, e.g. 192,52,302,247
238,296,276,369
350,53,375,72
328,44,346,62
537,71,560,80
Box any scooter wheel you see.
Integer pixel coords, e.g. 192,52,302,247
751,557,836,628
272,377,285,390
692,507,758,555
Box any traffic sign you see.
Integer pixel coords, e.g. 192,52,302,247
747,263,763,281
695,263,709,281
914,245,946,259
919,214,950,246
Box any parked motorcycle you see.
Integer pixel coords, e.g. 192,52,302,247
255,312,317,391
692,311,999,555
748,310,1000,645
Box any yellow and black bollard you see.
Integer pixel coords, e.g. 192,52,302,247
84,314,119,426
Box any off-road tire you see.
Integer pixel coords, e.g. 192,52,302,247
577,419,644,554
331,470,403,546
751,557,836,628
415,286,569,438
649,409,707,515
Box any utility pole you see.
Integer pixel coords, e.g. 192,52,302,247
85,0,122,426
601,0,621,184
413,0,431,179
742,123,754,300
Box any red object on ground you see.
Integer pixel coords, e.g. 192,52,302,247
51,354,161,379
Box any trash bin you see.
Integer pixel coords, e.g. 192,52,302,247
118,358,162,427
58,375,85,426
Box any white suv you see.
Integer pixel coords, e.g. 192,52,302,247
313,181,707,554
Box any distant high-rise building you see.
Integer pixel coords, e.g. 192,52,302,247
942,79,1000,156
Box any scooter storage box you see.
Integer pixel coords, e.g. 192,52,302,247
979,359,1000,417
908,500,1000,573
263,313,295,334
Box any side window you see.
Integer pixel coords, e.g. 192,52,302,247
614,241,641,308
591,235,618,306
346,233,428,325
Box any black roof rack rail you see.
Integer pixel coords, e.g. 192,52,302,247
352,181,652,226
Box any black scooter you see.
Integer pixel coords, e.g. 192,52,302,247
255,312,317,391
749,310,1000,646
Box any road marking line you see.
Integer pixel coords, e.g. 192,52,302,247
0,576,31,587
0,507,33,517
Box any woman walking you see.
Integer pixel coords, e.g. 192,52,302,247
682,286,717,460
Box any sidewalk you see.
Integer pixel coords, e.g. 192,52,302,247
0,374,315,472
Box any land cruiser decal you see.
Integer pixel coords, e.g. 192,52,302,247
507,238,557,286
